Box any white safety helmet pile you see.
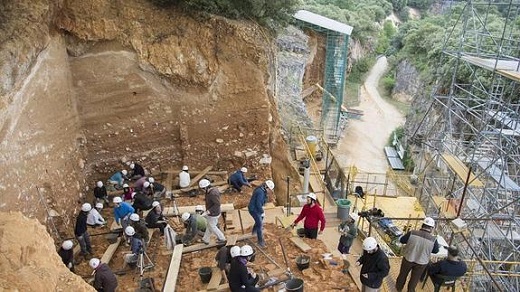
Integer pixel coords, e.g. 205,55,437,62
96,181,103,188
130,213,140,222
307,193,317,201
265,180,275,191
240,167,248,173
121,169,128,176
148,177,155,183
230,246,241,258
182,165,189,171
113,196,122,204
423,217,435,227
89,258,100,269
152,201,160,208
240,245,254,257
95,203,103,209
362,237,378,251
125,226,136,236
181,212,191,222
62,240,73,250
199,179,211,189
81,203,92,212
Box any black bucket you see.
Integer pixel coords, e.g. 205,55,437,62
198,267,212,283
297,228,305,238
296,255,310,271
286,278,304,292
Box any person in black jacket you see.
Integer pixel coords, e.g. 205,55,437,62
357,237,390,292
75,203,93,257
428,245,467,285
93,181,109,205
228,245,259,292
146,201,167,235
90,258,118,292
129,162,146,180
132,191,153,212
58,240,75,272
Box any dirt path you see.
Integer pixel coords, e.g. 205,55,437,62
333,56,405,173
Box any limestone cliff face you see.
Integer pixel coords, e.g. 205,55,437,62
392,59,422,103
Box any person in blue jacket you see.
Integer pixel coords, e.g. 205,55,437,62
108,169,128,190
112,196,134,230
247,180,274,248
428,245,467,286
229,167,251,193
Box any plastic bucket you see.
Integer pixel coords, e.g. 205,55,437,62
198,267,212,283
336,199,351,220
305,135,317,157
296,255,310,271
286,278,304,292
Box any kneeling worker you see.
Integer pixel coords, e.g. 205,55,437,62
228,244,260,292
89,258,118,292
123,226,145,267
181,211,207,245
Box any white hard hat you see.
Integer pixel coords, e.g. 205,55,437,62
89,258,100,269
181,212,191,222
96,181,103,188
240,167,248,173
307,193,317,201
121,169,128,176
195,205,204,212
199,179,211,189
362,237,378,251
125,226,136,236
148,177,155,183
240,245,254,257
62,240,73,250
424,217,435,227
130,213,140,222
143,181,150,188
123,184,129,188
182,165,189,171
81,203,92,212
230,246,241,258
130,163,135,169
113,196,122,204
95,202,103,209
152,201,160,208
265,180,274,190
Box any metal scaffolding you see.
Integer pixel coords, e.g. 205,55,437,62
410,1,520,291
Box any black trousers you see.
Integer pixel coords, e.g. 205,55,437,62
305,228,318,239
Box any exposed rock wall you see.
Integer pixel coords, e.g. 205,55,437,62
393,59,422,103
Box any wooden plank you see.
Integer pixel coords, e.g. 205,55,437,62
172,180,228,195
164,170,228,176
162,234,254,255
188,166,213,188
227,234,238,246
163,244,184,292
197,283,229,292
100,237,121,265
163,203,234,217
147,228,155,245
442,153,484,187
206,267,222,290
165,172,174,192
267,268,286,277
290,237,311,252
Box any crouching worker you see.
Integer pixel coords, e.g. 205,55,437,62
427,245,467,288
145,201,167,235
89,258,118,292
107,169,128,191
229,167,251,193
129,213,149,244
215,244,241,282
87,203,106,227
228,244,260,292
180,211,206,245
123,226,145,267
113,196,134,230
58,240,75,273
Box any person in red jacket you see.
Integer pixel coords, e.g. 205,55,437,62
290,193,326,239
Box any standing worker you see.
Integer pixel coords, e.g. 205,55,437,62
248,180,274,248
89,258,118,292
129,162,146,180
145,201,167,235
229,167,251,193
75,203,93,257
338,213,358,254
93,181,109,205
290,193,326,239
87,202,106,227
113,196,135,230
357,237,390,292
199,179,226,244
179,165,191,188
395,217,440,292
58,240,75,272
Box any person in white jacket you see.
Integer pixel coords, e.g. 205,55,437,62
87,202,106,227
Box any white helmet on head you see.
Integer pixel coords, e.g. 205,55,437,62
240,245,254,257
121,169,128,176
423,217,435,227
240,167,248,173
81,203,92,212
307,193,317,201
130,213,140,222
148,177,155,183
363,237,378,251
152,201,160,208
265,180,274,190
182,165,189,171
230,246,241,258
181,212,191,222
195,205,204,212
113,196,122,204
96,181,103,188
199,179,211,189
143,181,150,188
89,258,100,269
62,240,73,250
123,184,129,189
125,226,136,236
95,202,103,209
130,163,135,169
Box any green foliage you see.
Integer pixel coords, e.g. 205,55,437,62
382,74,396,93
391,0,408,12
349,56,375,83
376,20,396,54
408,0,435,10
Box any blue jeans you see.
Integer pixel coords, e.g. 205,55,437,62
249,211,264,245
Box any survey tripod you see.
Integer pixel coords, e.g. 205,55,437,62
137,245,154,277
